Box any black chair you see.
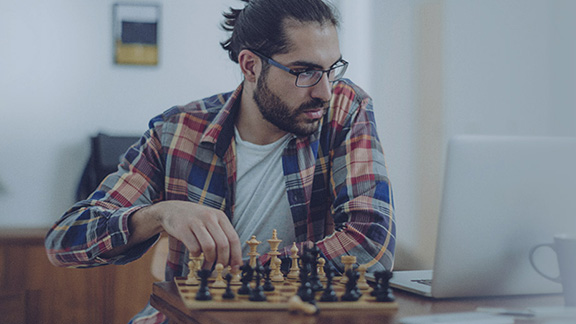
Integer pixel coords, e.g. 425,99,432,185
76,133,140,200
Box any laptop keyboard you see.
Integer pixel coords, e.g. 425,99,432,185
412,279,432,286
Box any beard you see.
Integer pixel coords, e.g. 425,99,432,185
253,71,329,137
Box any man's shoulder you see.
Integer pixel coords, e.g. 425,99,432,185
149,91,235,128
332,78,371,105
164,91,234,121
327,79,373,125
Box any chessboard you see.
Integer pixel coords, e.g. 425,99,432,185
173,275,398,313
174,230,397,314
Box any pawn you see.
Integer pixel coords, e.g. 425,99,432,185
195,269,212,301
222,273,236,300
317,258,327,282
228,265,242,286
262,265,275,292
320,262,338,302
212,263,227,288
237,262,253,295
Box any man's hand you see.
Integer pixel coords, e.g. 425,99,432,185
151,201,242,269
103,201,242,270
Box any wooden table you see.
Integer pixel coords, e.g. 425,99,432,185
150,280,565,324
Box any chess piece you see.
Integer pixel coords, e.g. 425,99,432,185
308,244,323,292
320,262,338,302
262,265,275,292
309,264,323,292
186,252,204,285
246,235,261,268
317,257,327,282
288,295,319,315
228,265,242,286
371,272,382,297
297,248,315,303
267,230,284,282
340,255,357,284
222,273,236,300
249,264,267,301
237,262,253,295
357,264,370,291
195,269,212,301
185,256,199,285
271,257,284,282
341,269,362,301
297,269,315,303
374,270,395,302
287,242,300,280
212,263,227,288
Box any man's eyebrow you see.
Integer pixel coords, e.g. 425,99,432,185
287,56,343,70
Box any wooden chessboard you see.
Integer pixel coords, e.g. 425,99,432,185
173,276,398,312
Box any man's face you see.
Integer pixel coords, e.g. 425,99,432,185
252,21,342,137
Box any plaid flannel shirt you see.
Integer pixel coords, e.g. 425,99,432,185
45,79,395,323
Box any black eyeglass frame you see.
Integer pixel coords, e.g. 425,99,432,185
249,49,349,88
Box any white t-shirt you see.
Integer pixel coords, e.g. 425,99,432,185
232,127,296,257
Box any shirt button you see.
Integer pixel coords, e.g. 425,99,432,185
290,192,302,204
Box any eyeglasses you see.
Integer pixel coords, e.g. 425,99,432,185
250,49,348,88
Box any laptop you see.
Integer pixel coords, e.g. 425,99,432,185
389,135,576,298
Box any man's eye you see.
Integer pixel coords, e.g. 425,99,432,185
298,70,320,79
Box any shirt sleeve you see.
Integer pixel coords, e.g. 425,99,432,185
45,127,166,268
317,83,396,273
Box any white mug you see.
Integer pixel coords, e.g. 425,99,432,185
529,234,576,306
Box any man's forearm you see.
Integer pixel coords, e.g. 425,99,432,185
100,205,164,258
45,204,153,267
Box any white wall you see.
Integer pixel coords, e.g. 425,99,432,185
0,0,241,227
1,0,575,270
340,0,576,269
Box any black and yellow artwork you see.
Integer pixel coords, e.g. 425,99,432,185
113,4,160,65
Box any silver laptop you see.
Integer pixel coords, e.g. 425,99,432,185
390,135,576,298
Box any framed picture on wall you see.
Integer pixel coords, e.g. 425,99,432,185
113,3,160,65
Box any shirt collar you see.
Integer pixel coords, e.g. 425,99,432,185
200,83,243,157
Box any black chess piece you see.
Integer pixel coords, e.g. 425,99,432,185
195,269,212,301
297,248,315,303
222,273,236,300
308,244,324,292
237,262,253,295
249,264,267,302
341,269,362,301
262,265,275,292
371,271,383,297
319,262,338,302
375,270,395,302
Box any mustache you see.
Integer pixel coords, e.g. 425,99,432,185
298,98,329,112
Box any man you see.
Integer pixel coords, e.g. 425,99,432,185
45,0,395,322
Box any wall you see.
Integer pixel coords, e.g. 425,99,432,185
342,0,576,269
0,0,241,227
1,0,576,271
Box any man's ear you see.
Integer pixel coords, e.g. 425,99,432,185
238,49,260,83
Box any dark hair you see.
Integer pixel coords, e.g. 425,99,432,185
220,0,340,63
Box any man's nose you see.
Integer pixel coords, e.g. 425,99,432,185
310,73,333,102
